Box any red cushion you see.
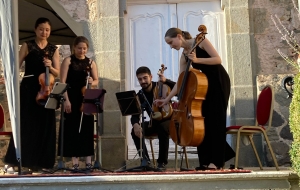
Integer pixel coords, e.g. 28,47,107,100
227,125,265,131
256,87,272,125
0,131,12,136
0,105,4,130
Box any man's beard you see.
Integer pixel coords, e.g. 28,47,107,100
141,83,151,90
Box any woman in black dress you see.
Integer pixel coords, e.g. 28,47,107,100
155,25,235,170
5,17,60,171
59,36,98,170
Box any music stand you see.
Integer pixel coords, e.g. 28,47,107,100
82,88,112,172
115,90,158,172
45,82,85,174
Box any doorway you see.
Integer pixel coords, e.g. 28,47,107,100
125,0,226,160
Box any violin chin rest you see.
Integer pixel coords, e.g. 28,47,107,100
152,112,162,120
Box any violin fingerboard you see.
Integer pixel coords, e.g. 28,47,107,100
45,67,49,86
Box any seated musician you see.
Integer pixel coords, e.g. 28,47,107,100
131,66,175,171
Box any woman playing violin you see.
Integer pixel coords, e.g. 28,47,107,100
59,36,98,171
155,25,235,170
5,17,60,172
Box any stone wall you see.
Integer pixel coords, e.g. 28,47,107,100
252,0,299,75
251,0,299,167
257,74,293,166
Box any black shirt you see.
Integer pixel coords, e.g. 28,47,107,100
130,80,175,126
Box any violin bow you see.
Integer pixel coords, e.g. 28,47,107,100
79,69,91,133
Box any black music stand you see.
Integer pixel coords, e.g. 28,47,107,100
45,82,85,174
82,88,112,172
115,90,158,172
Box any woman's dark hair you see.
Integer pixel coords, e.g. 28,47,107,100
165,28,192,40
35,17,52,29
136,66,151,76
72,36,89,53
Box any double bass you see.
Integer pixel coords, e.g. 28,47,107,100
152,64,173,120
169,25,208,147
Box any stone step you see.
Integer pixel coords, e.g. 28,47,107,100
0,168,297,190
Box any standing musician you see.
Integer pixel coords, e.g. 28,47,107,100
155,25,235,170
4,17,60,173
59,36,98,171
131,66,175,171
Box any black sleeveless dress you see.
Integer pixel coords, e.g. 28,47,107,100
57,55,94,157
5,40,57,169
191,45,235,168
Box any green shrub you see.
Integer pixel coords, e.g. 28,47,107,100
290,73,300,173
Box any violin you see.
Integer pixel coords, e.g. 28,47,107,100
152,64,173,120
169,25,208,147
80,67,92,113
79,67,94,133
36,52,55,105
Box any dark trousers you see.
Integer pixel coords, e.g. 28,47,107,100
131,119,170,165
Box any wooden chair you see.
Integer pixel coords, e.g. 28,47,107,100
226,85,279,170
145,134,189,169
0,104,12,140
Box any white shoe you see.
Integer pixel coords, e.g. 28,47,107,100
4,165,15,174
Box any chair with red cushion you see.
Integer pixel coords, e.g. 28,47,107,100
0,104,13,141
226,85,279,170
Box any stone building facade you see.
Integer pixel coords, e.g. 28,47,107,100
0,0,298,169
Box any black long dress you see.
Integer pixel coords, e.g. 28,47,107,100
57,55,94,157
5,40,57,169
191,45,235,168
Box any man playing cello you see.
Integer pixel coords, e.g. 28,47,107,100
130,66,175,171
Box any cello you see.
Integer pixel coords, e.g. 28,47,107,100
152,64,173,120
169,25,208,147
36,52,55,105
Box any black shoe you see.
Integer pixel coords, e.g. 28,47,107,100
157,163,166,171
41,168,53,174
195,165,216,171
86,163,93,171
229,164,243,170
71,164,79,173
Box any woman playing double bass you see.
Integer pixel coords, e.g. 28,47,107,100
5,17,60,173
155,25,235,170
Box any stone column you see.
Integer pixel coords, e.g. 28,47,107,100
91,0,127,170
222,0,261,167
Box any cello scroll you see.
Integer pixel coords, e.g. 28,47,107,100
152,64,173,120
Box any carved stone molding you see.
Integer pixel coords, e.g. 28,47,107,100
127,0,220,5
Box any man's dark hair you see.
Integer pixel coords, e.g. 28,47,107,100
136,66,151,76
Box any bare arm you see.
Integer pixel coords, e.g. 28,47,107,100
188,38,221,65
89,60,99,87
19,42,28,68
60,57,71,102
48,48,60,77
